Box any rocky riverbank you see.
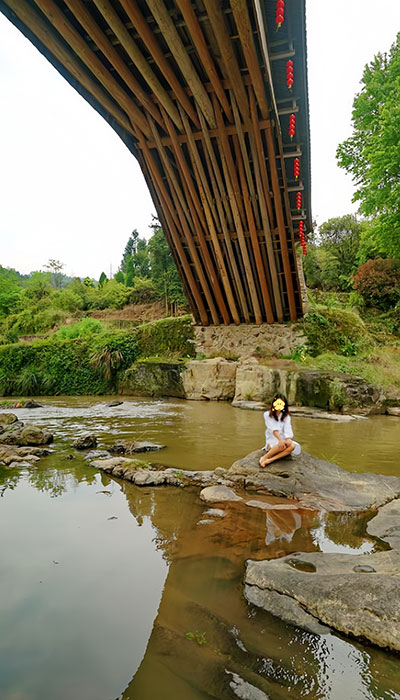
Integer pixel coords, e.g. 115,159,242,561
91,447,400,652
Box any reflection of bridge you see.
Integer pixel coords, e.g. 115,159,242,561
1,0,311,325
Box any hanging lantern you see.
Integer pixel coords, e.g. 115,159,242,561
294,157,300,179
289,113,296,139
286,60,293,89
276,0,285,28
296,192,302,210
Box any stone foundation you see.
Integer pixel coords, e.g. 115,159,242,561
193,323,305,359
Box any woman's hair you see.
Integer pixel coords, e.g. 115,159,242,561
269,393,290,420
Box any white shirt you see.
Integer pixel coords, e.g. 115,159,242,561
264,411,294,448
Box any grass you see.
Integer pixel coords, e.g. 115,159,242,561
303,344,400,390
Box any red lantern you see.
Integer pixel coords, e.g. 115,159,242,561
276,0,285,28
286,60,293,89
289,113,295,139
294,157,300,179
296,192,302,210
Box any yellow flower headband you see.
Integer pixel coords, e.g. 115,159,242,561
272,398,285,411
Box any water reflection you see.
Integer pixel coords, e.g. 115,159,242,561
1,397,400,699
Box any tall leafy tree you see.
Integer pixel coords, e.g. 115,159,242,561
121,229,139,273
337,34,400,257
44,259,65,288
98,271,107,288
148,224,186,308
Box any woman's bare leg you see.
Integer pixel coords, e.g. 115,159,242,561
260,443,295,467
259,443,285,467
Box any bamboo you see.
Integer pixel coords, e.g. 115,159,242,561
248,89,282,320
213,99,261,323
230,0,269,119
32,0,152,136
137,132,209,324
92,0,182,130
174,0,232,121
202,0,249,122
3,0,135,136
230,92,261,231
119,0,199,127
146,0,216,129
233,137,274,322
63,0,165,130
146,115,222,324
160,106,233,323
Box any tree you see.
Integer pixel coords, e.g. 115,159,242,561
337,34,400,258
121,230,139,273
148,225,186,309
114,270,125,284
98,272,107,288
318,214,363,287
44,259,65,288
125,257,135,287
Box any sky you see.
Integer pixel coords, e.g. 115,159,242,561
0,1,399,280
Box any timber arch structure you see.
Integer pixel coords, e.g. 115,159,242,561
1,0,311,325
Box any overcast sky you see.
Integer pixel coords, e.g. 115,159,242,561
0,1,399,279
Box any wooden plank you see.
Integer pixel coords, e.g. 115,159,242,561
146,114,222,324
137,132,209,325
31,0,152,136
230,91,261,231
178,105,238,325
232,136,274,322
202,0,249,122
213,97,261,323
146,0,216,129
119,0,200,128
230,0,269,120
3,0,135,137
263,119,297,320
91,0,183,130
195,110,241,325
63,0,165,130
160,106,233,324
174,0,232,121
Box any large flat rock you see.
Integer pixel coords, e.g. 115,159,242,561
245,550,400,651
229,449,400,512
367,499,400,549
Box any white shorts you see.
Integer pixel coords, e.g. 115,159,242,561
264,439,301,456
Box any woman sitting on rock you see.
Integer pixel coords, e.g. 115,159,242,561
259,394,301,468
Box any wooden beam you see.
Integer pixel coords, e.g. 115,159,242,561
202,0,249,122
91,0,183,130
119,0,200,128
31,0,151,136
63,0,165,130
146,114,222,324
3,0,135,137
145,0,216,129
230,91,261,230
137,131,209,325
174,0,232,122
230,0,269,120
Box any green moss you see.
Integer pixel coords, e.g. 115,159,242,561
135,315,195,358
302,307,372,357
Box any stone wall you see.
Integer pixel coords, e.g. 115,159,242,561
193,323,305,359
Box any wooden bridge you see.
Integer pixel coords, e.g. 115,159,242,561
1,0,311,325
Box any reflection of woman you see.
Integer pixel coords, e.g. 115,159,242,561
259,394,301,468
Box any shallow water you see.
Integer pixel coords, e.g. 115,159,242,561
0,397,399,700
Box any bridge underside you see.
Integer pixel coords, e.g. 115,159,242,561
1,0,311,324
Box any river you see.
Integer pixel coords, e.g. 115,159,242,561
0,397,399,700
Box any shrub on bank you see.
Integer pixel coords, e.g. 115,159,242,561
353,258,400,310
302,307,372,357
0,316,195,396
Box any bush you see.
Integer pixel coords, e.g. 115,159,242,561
302,307,372,357
129,277,158,304
55,318,105,339
135,315,195,358
353,258,400,310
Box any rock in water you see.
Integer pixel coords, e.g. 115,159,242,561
73,434,97,450
24,400,43,409
244,550,400,651
108,401,123,407
367,499,400,549
109,440,165,454
0,413,19,426
200,485,242,503
0,424,53,446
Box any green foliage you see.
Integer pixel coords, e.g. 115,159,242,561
98,272,107,288
94,279,131,309
55,318,105,339
114,270,125,284
125,257,135,287
337,34,400,257
148,226,186,305
353,258,400,310
129,277,158,304
44,259,65,288
135,315,195,358
53,288,85,312
302,307,371,357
